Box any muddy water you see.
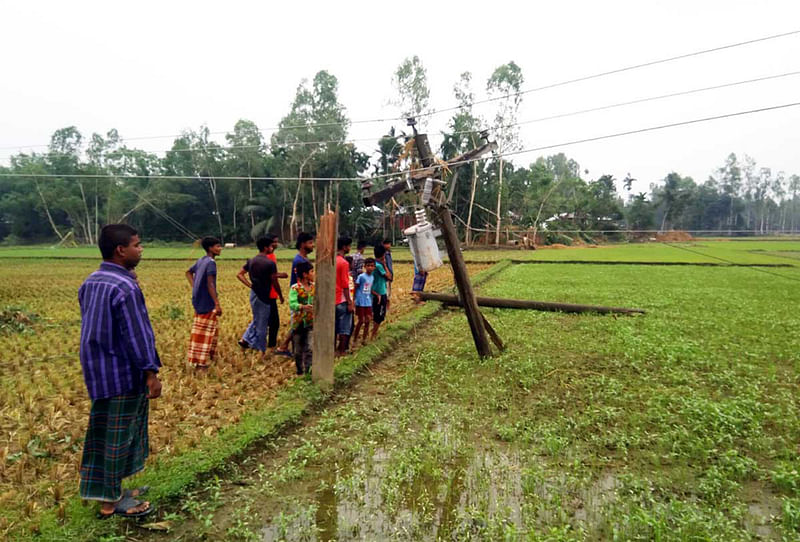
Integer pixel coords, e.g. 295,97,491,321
258,445,619,541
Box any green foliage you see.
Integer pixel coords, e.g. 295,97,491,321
1,64,799,247
0,305,39,334
120,245,800,540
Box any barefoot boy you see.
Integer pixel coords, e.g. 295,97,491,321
353,257,375,344
370,244,392,340
186,237,222,369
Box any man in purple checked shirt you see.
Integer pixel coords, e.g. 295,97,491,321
77,224,162,519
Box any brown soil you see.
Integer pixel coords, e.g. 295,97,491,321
655,231,693,242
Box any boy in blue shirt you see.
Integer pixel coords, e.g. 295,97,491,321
186,236,222,369
371,245,392,340
353,258,376,344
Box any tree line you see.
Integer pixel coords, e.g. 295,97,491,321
1,59,799,246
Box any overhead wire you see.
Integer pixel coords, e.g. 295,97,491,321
416,29,800,120
1,28,797,153
3,100,799,184
6,69,798,162
451,70,800,135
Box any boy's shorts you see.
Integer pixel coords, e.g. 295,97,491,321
356,305,372,319
335,302,353,335
372,294,387,324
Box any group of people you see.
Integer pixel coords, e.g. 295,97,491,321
75,224,429,520
183,231,421,376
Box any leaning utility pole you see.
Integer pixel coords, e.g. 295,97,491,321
413,132,493,358
361,122,498,359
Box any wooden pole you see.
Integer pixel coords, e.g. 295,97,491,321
417,291,647,315
432,205,493,358
481,313,505,351
414,132,492,359
312,210,337,387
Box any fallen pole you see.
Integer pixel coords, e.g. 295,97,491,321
419,292,646,315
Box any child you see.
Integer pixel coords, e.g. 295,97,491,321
335,237,354,357
411,262,428,304
289,261,314,375
186,236,222,369
350,240,367,282
353,257,375,344
371,244,392,340
275,232,315,357
382,239,394,306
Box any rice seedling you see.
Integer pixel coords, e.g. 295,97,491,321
0,255,484,533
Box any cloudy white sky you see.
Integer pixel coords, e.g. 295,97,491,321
1,0,799,195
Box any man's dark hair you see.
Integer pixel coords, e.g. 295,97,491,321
357,240,367,249
202,236,221,252
364,257,376,266
337,236,352,250
295,261,314,279
296,232,314,250
257,235,276,252
382,239,392,246
374,244,386,258
99,224,138,260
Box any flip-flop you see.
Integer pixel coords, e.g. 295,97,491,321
123,486,149,499
97,496,155,519
274,350,292,358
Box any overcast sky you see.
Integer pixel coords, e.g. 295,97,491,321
1,0,799,195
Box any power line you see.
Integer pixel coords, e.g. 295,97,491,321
422,29,800,120
0,173,371,182
3,100,799,184
9,69,798,161
2,29,797,154
0,134,415,159
452,70,800,135
442,101,800,171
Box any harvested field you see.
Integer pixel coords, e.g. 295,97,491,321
0,256,488,533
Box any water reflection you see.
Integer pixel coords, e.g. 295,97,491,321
261,445,617,541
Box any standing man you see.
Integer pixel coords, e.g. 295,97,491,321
335,236,354,356
237,235,285,359
382,239,394,307
186,236,222,369
276,232,315,357
78,224,161,519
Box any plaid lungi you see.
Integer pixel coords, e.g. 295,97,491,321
79,393,149,502
187,311,219,366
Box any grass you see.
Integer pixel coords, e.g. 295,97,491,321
123,242,800,540
0,255,489,539
2,241,798,540
2,239,799,266
21,261,510,541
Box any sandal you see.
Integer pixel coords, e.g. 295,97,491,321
274,349,292,358
98,496,155,519
123,486,149,499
